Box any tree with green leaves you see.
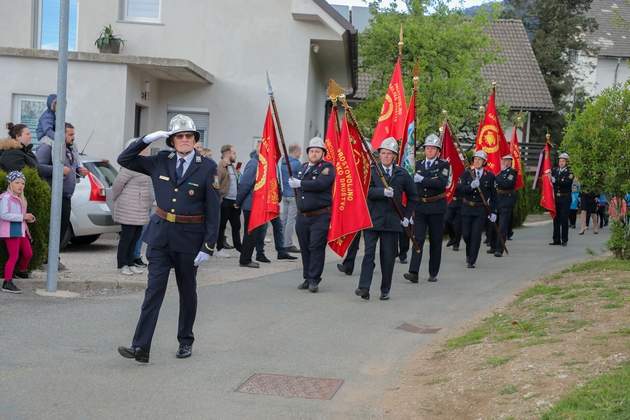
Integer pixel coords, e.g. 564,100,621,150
562,82,630,258
355,0,498,139
502,0,598,141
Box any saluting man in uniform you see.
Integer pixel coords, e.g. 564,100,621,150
404,134,449,283
491,155,517,257
355,138,417,301
457,150,497,269
117,114,220,363
550,152,573,246
288,137,335,293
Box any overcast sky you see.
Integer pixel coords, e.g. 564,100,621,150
329,0,495,10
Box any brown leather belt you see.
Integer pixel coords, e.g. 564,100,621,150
155,207,205,224
301,207,331,217
463,198,485,207
420,192,446,203
497,189,515,195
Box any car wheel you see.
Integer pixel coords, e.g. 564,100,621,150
71,234,101,246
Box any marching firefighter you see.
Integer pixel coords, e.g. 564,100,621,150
490,155,517,257
355,137,417,301
550,152,573,246
404,134,449,283
457,150,497,269
117,114,220,363
288,137,335,293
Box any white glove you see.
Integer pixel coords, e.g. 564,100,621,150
551,176,556,184
384,187,394,198
288,177,301,188
401,217,410,227
193,251,210,267
414,173,424,183
488,213,497,223
470,179,480,189
143,130,171,144
409,216,414,225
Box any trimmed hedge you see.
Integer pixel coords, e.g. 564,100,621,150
0,167,51,270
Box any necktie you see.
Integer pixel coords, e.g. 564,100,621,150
176,158,185,181
477,170,481,179
386,167,391,177
426,160,431,170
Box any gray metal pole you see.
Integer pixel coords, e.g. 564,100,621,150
46,0,70,292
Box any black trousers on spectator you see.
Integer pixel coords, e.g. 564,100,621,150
118,224,144,268
217,198,242,251
569,209,578,227
240,211,265,265
257,217,284,255
60,196,72,246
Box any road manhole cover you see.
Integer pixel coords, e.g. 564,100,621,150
397,322,442,334
236,373,344,400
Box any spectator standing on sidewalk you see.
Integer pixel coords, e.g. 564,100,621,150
112,139,154,276
36,123,88,269
0,123,39,173
215,144,242,258
36,94,57,141
278,143,302,254
0,171,35,294
236,149,262,268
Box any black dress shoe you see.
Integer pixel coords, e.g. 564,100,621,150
355,288,370,300
467,263,475,269
239,261,260,268
399,257,408,264
549,242,561,245
487,249,496,254
561,242,568,247
133,258,147,268
278,253,298,260
256,254,271,263
494,252,502,257
336,264,353,275
284,246,301,253
118,346,149,363
452,245,459,251
379,293,390,301
176,344,192,359
298,280,309,290
223,243,235,250
403,272,419,284
308,283,319,293
427,276,438,282
446,239,455,247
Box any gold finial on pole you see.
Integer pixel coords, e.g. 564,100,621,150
479,105,485,116
492,81,497,93
398,23,404,56
412,61,420,87
327,79,345,103
442,109,448,120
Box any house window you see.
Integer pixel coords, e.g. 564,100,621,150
37,0,78,50
12,95,48,142
122,0,161,23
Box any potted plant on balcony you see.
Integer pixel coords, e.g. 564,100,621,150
95,25,124,54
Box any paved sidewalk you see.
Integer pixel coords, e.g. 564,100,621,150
0,223,609,420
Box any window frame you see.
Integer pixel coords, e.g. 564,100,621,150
120,0,162,24
35,0,79,50
11,94,48,143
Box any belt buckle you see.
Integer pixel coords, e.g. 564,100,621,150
166,212,177,223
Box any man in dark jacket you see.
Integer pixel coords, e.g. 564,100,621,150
404,133,450,284
235,150,263,268
490,155,517,256
288,137,335,293
550,152,574,246
457,150,496,269
36,94,57,141
355,138,417,301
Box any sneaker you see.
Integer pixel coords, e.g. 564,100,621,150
120,266,134,276
215,249,232,258
133,258,147,268
130,266,144,274
2,281,21,294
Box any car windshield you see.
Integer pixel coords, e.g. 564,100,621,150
84,161,118,187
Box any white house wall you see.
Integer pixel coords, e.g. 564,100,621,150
0,56,128,161
594,56,630,94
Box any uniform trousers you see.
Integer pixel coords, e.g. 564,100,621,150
296,212,330,285
358,230,398,294
553,198,571,244
444,205,462,247
409,213,445,278
462,210,486,265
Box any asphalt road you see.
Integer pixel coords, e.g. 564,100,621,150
0,223,608,420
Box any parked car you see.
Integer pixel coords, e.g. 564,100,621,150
62,156,121,247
